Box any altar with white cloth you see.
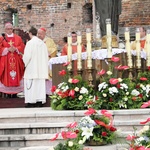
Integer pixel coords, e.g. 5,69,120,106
49,48,126,86
49,48,147,86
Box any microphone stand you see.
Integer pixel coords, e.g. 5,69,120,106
0,33,7,44
0,37,5,44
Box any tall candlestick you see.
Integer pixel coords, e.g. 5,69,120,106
106,18,112,58
67,32,72,70
86,28,92,69
77,31,82,70
146,29,150,66
124,27,132,68
136,28,141,68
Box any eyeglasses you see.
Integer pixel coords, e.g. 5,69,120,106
6,28,13,30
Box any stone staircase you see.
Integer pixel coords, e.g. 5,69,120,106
0,107,150,150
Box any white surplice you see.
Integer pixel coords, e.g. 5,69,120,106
23,36,48,104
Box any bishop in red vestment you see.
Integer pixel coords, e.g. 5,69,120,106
0,23,25,94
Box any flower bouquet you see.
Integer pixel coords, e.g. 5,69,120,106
125,101,150,150
86,56,150,110
130,71,150,108
77,108,117,146
50,108,118,149
50,63,94,110
87,56,134,110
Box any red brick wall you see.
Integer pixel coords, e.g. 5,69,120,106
0,0,150,47
119,0,150,27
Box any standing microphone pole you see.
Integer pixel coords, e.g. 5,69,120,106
0,33,7,44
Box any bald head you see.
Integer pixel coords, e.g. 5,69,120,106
37,28,46,40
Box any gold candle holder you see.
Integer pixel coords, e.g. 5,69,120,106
86,28,93,87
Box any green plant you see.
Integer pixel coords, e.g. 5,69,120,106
126,121,150,150
125,101,150,150
50,108,118,149
50,63,94,110
76,108,118,145
86,56,150,110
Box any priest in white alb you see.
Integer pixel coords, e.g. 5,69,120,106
23,26,48,107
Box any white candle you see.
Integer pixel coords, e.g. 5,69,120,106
124,27,132,68
67,32,72,70
146,29,150,66
86,28,92,69
106,18,112,58
77,31,82,70
136,28,141,68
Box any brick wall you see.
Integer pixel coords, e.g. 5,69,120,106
0,0,150,48
119,0,150,27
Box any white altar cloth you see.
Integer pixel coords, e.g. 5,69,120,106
48,48,146,69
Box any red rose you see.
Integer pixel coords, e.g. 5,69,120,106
116,84,121,89
59,70,66,76
102,132,107,136
109,126,117,132
109,98,113,102
51,85,56,93
138,94,143,98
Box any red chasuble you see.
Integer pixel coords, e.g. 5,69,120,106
0,34,25,87
140,40,146,49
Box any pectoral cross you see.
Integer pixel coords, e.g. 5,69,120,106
8,40,14,47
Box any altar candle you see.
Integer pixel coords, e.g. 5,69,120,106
67,32,72,69
106,18,112,58
124,27,130,55
124,27,132,68
146,29,150,66
77,31,82,70
136,28,141,68
86,28,92,69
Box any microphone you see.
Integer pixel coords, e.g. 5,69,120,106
1,33,7,42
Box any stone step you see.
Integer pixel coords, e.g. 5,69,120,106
0,120,143,135
0,147,19,150
0,108,149,150
0,133,62,147
0,131,132,150
0,108,149,123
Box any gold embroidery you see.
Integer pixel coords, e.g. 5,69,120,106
8,40,14,46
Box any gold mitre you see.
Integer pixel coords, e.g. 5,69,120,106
101,35,119,48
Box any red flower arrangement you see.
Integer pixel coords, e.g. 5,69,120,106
50,108,118,150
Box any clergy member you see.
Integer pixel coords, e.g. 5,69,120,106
0,22,25,98
131,27,146,51
37,27,57,59
61,31,86,56
23,26,48,107
37,27,57,95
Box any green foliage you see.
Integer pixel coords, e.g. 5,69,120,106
54,140,83,150
50,74,95,110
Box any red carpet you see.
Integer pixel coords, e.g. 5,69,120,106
0,97,50,108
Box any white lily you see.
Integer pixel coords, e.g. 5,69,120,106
81,126,94,139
